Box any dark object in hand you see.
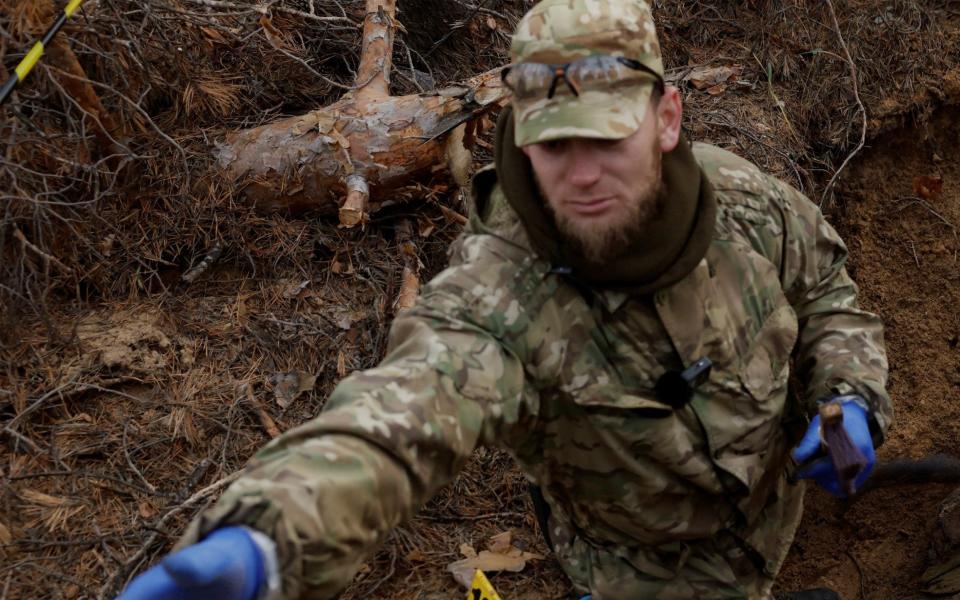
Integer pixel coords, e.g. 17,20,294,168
818,401,869,496
655,357,712,409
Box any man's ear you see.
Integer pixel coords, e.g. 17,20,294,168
656,86,683,153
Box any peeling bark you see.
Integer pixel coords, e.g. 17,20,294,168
214,0,506,223
216,69,505,216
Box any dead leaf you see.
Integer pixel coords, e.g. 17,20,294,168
447,531,543,588
259,14,294,52
335,313,353,330
417,215,436,238
406,549,427,562
336,351,347,377
448,549,544,588
200,26,226,43
914,175,944,200
331,252,354,275
268,371,317,408
138,501,156,519
486,16,498,30
282,279,311,299
685,64,742,91
706,83,728,96
0,521,11,545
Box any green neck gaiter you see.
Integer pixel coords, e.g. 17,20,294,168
494,106,717,295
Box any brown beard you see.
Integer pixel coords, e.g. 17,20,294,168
541,154,664,265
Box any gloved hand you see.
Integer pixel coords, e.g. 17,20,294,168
117,526,265,600
792,395,875,497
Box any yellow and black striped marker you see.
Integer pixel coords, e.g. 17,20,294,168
468,569,503,600
0,0,85,107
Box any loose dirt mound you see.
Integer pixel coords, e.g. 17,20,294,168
777,107,960,599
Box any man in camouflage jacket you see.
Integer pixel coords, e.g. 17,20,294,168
120,1,892,599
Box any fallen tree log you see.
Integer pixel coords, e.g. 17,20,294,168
215,0,506,223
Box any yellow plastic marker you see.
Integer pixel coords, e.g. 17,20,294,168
15,43,45,81
467,569,503,600
65,0,83,17
1,0,86,106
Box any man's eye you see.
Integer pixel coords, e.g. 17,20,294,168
595,138,623,150
541,139,567,151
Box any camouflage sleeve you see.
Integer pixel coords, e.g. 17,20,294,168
773,179,892,444
176,274,537,599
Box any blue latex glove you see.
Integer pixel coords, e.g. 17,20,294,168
117,527,265,600
792,395,875,497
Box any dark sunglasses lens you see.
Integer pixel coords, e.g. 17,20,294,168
568,56,658,93
567,56,630,87
504,63,557,100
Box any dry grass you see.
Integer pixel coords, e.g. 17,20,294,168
2,1,960,598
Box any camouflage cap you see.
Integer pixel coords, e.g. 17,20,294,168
509,0,664,147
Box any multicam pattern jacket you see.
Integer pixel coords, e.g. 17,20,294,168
179,143,891,599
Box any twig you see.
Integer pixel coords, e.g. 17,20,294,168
820,0,867,209
12,226,74,274
268,44,356,91
395,219,420,312
98,470,242,600
182,0,356,23
181,244,223,285
895,196,959,234
417,510,528,522
359,543,397,597
1,425,45,454
6,378,143,431
242,383,281,438
123,420,158,494
846,550,867,600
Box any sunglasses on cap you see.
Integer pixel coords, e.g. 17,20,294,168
501,55,665,102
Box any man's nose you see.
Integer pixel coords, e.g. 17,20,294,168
565,145,603,187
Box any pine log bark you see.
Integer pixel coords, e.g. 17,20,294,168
214,0,505,222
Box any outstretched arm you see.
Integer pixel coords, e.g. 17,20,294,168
172,280,538,599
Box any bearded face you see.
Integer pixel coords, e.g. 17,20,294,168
525,114,666,265
538,144,663,264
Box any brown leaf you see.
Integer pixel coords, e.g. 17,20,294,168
447,549,543,588
406,549,427,562
200,26,226,42
282,279,311,299
706,83,728,96
447,532,543,588
259,14,294,52
417,215,436,238
268,371,317,409
914,175,944,200
486,16,498,30
336,351,347,377
0,521,11,545
138,500,156,519
686,65,742,91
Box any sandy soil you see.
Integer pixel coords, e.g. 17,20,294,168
776,108,960,599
